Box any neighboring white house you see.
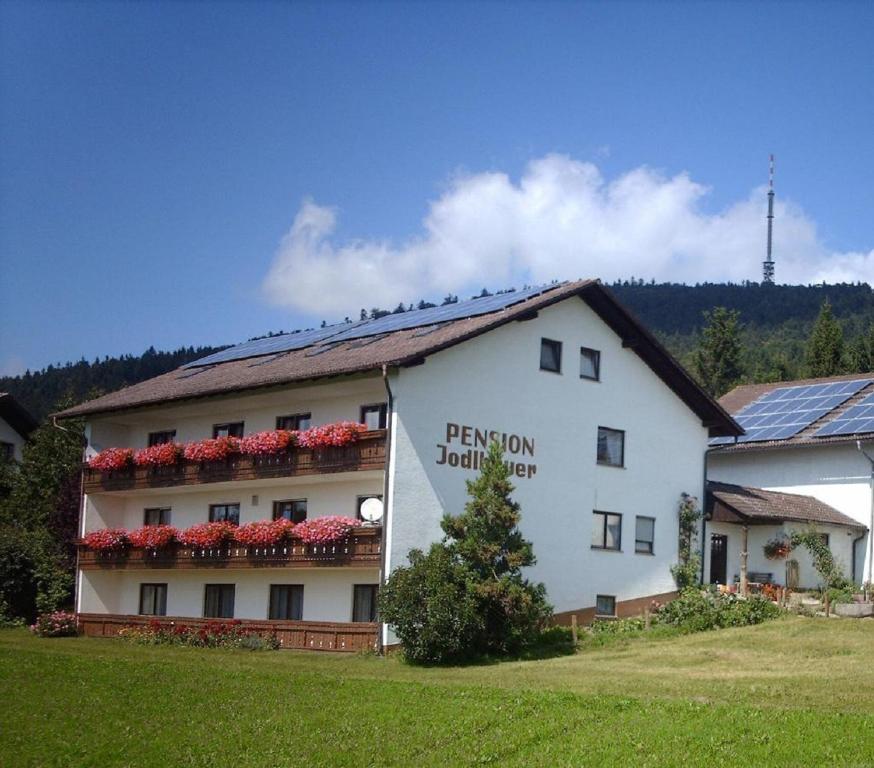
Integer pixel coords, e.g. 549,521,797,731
0,392,37,464
708,373,874,589
57,280,739,650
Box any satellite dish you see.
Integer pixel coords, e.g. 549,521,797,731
360,497,384,524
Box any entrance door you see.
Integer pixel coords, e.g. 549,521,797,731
709,534,728,585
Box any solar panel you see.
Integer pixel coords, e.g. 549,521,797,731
184,283,561,367
812,389,874,438
709,378,873,446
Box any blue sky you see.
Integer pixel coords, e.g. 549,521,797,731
1,0,872,375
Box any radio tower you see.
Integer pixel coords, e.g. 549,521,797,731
763,154,775,284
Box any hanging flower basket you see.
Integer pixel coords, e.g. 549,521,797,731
764,537,792,560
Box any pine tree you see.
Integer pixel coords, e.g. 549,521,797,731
848,333,872,374
694,307,743,397
806,300,845,377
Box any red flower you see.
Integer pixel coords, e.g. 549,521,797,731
239,430,297,456
297,422,367,449
177,521,237,548
128,525,178,549
88,448,134,471
83,528,129,551
183,436,241,463
234,518,296,546
294,516,358,544
134,442,183,467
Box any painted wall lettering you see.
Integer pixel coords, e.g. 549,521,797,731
437,422,537,478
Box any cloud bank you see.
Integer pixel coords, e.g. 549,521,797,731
263,154,873,315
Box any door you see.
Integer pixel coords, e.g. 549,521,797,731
709,534,728,585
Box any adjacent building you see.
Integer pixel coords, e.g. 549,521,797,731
0,392,38,464
57,280,739,650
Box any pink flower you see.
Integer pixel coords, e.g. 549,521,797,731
234,518,296,546
239,430,297,456
183,436,241,462
128,525,178,549
83,528,129,551
296,422,367,449
134,443,183,467
294,516,358,544
88,448,134,471
177,521,237,548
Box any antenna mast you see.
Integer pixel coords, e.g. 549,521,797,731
763,154,775,284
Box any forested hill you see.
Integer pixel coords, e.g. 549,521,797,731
3,282,872,422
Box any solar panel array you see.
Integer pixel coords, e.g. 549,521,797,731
813,390,874,438
184,284,559,368
709,378,873,446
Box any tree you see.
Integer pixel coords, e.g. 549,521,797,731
806,300,845,377
848,333,871,374
694,307,743,397
380,441,551,662
671,493,701,589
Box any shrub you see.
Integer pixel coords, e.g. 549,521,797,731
31,610,78,637
87,448,134,471
671,493,702,589
378,545,483,664
128,525,178,550
657,588,782,632
591,616,649,635
82,528,129,551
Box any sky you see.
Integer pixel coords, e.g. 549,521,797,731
1,0,873,375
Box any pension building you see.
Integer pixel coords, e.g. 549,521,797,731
57,280,739,650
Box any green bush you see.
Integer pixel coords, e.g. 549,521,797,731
591,617,648,635
658,588,782,632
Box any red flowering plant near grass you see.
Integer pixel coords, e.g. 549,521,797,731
177,521,238,548
234,519,296,547
239,430,297,456
294,515,358,544
87,448,135,472
134,442,183,467
82,528,129,551
128,524,178,550
297,421,368,449
31,611,78,638
183,436,241,463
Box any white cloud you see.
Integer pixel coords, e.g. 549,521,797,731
262,154,874,315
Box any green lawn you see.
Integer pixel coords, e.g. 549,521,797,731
2,616,873,767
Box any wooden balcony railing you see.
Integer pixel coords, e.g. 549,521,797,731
77,613,378,652
78,526,382,570
83,430,386,493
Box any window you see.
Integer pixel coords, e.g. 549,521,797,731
268,585,304,620
580,347,601,380
595,595,616,617
273,499,307,523
204,584,235,618
818,533,830,547
356,495,383,522
209,503,240,525
147,430,176,447
352,584,379,622
276,413,311,431
540,338,562,373
0,442,13,462
360,404,388,430
592,511,622,551
139,583,167,616
635,516,655,554
597,427,625,467
144,507,171,526
212,422,244,439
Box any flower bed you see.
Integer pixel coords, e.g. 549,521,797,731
128,525,178,550
82,528,129,551
295,516,358,544
31,611,78,637
117,619,279,650
177,521,238,548
134,442,184,467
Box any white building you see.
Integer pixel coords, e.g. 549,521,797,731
708,373,874,590
0,392,37,464
57,280,739,650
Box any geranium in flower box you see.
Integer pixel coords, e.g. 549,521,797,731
88,448,135,472
239,430,297,456
83,528,130,552
134,442,183,468
234,519,296,547
177,521,238,548
128,525,178,550
294,516,358,544
183,436,241,463
297,421,367,449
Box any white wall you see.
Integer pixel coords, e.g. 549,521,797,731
78,567,379,622
387,297,710,620
709,444,873,582
0,416,26,462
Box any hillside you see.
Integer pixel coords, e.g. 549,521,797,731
3,282,872,422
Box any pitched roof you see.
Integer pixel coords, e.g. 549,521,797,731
0,392,38,437
54,279,740,437
714,373,874,453
707,481,865,529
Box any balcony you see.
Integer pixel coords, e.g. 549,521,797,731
83,430,386,494
78,526,382,570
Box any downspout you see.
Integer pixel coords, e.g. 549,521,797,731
856,441,874,590
377,365,395,655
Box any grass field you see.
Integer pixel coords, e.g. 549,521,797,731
2,616,873,767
